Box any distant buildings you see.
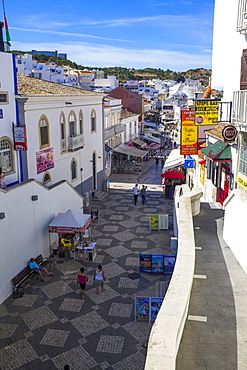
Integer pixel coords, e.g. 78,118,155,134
29,49,67,59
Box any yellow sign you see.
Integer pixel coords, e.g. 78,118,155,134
236,173,247,190
195,100,219,126
181,125,198,145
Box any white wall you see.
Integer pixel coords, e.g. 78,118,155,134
21,95,104,190
211,0,243,99
223,189,247,274
0,179,84,304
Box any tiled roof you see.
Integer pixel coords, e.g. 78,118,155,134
17,74,101,96
120,109,139,119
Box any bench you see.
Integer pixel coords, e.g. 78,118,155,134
12,255,51,297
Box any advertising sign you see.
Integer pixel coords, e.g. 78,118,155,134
36,147,54,174
164,255,176,274
150,298,164,321
13,126,28,151
236,173,247,190
158,214,169,230
149,215,159,230
181,110,198,155
195,100,219,126
152,255,164,273
222,125,237,143
135,297,150,321
140,254,152,273
91,208,99,222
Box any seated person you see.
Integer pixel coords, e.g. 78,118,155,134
29,258,53,281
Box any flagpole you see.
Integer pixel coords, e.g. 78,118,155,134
1,0,11,47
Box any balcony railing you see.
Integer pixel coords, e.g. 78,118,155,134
232,90,247,126
61,139,66,152
104,127,115,140
114,125,125,135
68,134,84,151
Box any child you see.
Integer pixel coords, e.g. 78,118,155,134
77,267,88,298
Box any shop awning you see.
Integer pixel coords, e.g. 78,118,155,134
113,143,148,158
133,139,146,147
200,141,232,162
142,134,161,144
105,144,113,153
163,149,184,171
48,209,91,234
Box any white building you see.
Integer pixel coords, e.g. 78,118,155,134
211,0,247,274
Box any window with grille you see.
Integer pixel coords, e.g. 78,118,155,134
0,138,13,173
40,117,49,147
0,92,8,104
71,159,77,180
91,110,96,132
69,112,76,137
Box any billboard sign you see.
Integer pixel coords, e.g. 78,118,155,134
180,110,198,155
195,100,219,126
36,147,54,174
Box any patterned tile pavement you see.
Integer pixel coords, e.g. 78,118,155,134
0,159,174,369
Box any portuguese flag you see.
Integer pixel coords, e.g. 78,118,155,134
4,14,11,46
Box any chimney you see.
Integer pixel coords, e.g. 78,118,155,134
0,22,4,52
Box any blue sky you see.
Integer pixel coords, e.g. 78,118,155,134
3,0,215,71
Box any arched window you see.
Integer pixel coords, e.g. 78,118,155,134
60,113,66,152
69,112,76,137
71,158,77,180
39,116,50,148
91,109,96,132
79,111,83,135
43,171,51,184
0,137,13,173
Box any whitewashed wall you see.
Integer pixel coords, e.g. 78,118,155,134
0,180,84,304
21,95,104,190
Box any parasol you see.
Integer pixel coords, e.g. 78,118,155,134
149,143,161,149
161,170,185,179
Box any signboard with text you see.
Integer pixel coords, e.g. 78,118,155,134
195,100,219,126
180,110,198,155
36,147,54,174
14,126,28,151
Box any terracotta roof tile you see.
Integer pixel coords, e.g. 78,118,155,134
17,74,101,96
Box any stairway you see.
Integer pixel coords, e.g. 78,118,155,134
92,190,108,201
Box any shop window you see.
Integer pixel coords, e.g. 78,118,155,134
0,137,13,173
39,116,50,148
71,159,77,180
91,109,96,132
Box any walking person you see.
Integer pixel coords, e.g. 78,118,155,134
140,185,147,205
132,184,140,205
77,267,88,298
94,264,106,295
155,156,159,168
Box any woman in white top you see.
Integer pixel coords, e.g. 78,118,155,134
94,264,106,295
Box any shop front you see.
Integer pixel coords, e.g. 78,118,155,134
112,144,148,173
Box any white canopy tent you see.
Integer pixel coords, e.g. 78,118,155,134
48,209,91,234
162,149,184,172
113,144,148,158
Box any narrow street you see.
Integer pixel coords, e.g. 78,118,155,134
0,158,174,370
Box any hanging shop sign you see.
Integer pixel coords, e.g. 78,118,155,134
36,147,54,174
222,125,237,143
180,110,198,155
195,100,219,126
13,126,28,151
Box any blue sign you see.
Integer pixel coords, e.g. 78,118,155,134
184,160,194,168
0,109,3,119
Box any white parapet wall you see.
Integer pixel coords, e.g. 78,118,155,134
223,189,247,274
144,185,202,370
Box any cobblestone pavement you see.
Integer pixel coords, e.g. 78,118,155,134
0,158,174,370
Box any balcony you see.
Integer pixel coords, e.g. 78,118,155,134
61,139,66,152
232,90,247,128
68,134,84,151
104,127,115,140
114,124,125,135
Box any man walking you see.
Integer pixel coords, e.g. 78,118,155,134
132,184,140,205
140,185,147,205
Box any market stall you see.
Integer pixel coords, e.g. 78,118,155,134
48,209,96,261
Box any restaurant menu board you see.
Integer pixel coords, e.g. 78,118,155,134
135,297,150,321
158,214,169,230
150,298,164,321
152,255,164,273
164,255,176,274
91,208,99,222
140,254,152,273
149,215,159,230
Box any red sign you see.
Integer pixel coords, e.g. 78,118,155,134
222,125,237,143
180,111,198,155
14,126,28,151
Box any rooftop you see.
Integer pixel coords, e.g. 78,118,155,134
17,74,101,97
